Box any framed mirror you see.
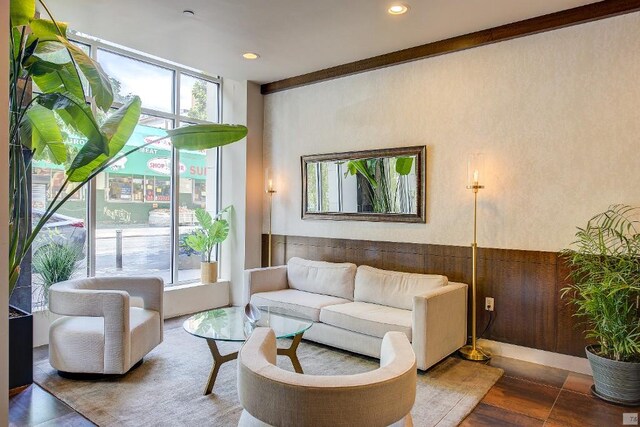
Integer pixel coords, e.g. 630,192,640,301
301,146,426,223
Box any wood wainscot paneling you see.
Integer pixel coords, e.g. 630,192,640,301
262,234,588,357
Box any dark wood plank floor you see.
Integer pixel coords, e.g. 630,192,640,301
462,355,640,426
10,319,639,426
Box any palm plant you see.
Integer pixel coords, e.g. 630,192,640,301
9,0,247,296
561,204,640,362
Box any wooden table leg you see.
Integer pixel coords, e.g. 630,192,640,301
204,339,238,395
277,333,304,374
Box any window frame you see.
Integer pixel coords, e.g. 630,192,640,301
69,34,223,286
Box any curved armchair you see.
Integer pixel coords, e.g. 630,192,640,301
237,328,417,427
48,277,164,375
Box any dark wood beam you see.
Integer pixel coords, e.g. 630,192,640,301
261,0,640,95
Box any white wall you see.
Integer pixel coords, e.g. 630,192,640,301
1,0,9,420
263,12,640,253
220,80,264,305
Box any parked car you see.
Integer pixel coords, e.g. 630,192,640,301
31,209,87,259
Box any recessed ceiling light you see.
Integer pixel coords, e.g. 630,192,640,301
183,9,195,17
242,52,260,60
388,4,409,15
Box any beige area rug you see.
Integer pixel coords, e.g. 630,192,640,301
34,326,502,427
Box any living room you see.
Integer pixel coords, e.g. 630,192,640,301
2,0,640,426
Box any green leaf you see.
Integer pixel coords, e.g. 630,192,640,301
67,96,141,182
168,124,247,150
29,60,84,101
209,219,230,244
395,157,414,175
195,208,213,230
345,159,377,188
22,105,66,164
57,36,113,110
35,92,108,162
10,0,35,27
185,232,207,253
28,19,68,43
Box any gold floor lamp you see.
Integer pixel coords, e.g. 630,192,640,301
459,154,491,361
265,168,276,267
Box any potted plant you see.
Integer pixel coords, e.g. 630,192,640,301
183,207,231,284
561,204,640,405
8,0,247,390
32,233,81,308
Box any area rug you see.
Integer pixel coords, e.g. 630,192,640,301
34,325,502,427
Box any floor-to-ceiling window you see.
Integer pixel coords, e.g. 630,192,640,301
31,36,221,309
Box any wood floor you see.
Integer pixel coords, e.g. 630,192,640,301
10,327,639,426
462,355,640,426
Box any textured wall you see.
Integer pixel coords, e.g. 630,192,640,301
263,12,640,253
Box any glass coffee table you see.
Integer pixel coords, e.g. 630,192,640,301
183,305,313,395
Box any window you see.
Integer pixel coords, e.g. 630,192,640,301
31,35,222,308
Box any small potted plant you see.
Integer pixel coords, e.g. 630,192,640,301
561,204,640,405
183,207,231,284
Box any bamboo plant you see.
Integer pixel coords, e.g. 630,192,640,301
561,204,640,362
9,0,247,296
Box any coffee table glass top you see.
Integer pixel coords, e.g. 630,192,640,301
183,306,313,342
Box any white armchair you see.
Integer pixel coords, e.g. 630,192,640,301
48,277,164,375
237,328,417,427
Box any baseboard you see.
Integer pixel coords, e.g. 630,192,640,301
478,338,592,375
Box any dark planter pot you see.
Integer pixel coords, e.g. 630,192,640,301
9,305,33,390
586,345,640,406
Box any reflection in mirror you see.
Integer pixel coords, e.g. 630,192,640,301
302,146,425,223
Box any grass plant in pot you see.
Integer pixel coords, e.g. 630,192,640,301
8,0,247,390
32,233,81,308
561,204,640,405
183,207,231,284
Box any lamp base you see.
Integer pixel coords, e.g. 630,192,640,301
459,344,491,361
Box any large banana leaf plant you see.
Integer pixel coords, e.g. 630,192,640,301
8,0,247,296
344,156,414,213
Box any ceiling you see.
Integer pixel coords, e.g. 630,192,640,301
45,0,600,84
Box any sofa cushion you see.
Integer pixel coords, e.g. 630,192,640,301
319,302,412,341
251,289,351,322
354,265,448,310
287,257,357,300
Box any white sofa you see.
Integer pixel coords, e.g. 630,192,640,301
245,257,467,370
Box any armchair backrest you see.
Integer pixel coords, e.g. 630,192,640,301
238,328,417,427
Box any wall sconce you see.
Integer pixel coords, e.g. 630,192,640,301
265,168,277,267
459,153,491,361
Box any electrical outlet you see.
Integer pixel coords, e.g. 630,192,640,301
485,297,495,311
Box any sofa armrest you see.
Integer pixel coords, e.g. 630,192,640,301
244,266,288,303
412,282,468,370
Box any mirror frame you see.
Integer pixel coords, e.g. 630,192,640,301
301,145,426,223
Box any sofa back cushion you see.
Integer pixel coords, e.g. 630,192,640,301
354,266,448,310
287,257,357,300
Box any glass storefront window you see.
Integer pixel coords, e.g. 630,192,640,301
30,35,221,308
180,75,219,122
97,49,175,112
